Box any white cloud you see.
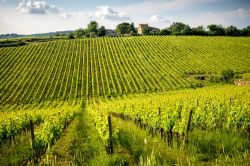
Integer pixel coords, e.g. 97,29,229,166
0,17,7,23
17,0,60,14
87,6,130,20
143,14,173,29
148,15,172,23
60,13,72,18
187,8,250,28
226,8,250,20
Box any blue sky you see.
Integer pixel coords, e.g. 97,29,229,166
0,0,250,34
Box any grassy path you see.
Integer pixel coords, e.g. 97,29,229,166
44,102,135,165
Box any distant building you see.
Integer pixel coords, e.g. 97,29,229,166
138,24,148,35
138,24,160,35
106,29,116,37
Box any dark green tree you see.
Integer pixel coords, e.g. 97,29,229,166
115,22,131,35
225,26,240,36
168,22,192,35
240,25,250,36
207,24,225,36
142,27,149,35
75,28,85,38
160,28,171,35
181,25,192,35
97,26,106,37
191,26,207,36
130,23,136,33
68,32,75,39
87,21,99,34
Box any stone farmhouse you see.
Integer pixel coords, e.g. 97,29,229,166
138,24,160,35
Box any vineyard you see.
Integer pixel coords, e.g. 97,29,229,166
89,85,250,165
0,36,250,108
0,36,250,165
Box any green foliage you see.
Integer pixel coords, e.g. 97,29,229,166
191,26,207,36
87,21,99,34
115,22,132,35
240,73,250,81
241,25,250,36
181,25,192,35
75,28,85,38
130,23,136,33
168,22,191,35
160,28,171,35
0,41,26,47
225,25,240,36
82,21,107,37
68,32,75,39
221,69,235,83
92,85,250,133
141,27,149,35
207,24,225,36
97,26,107,37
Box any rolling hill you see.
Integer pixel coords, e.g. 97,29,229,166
1,36,250,165
0,36,250,108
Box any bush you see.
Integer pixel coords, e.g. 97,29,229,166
68,32,75,39
221,69,234,83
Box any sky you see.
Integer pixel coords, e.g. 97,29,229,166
0,0,250,34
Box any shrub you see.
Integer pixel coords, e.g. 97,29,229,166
68,32,75,39
221,69,234,83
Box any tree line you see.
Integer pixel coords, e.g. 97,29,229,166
69,21,250,39
68,21,106,39
159,22,250,36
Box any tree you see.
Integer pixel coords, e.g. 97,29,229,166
97,26,106,37
191,26,207,36
160,28,171,35
130,23,136,33
129,31,137,36
86,21,99,34
181,25,192,35
225,26,240,36
142,27,149,35
168,22,191,35
115,22,131,35
75,28,85,38
207,24,225,36
241,25,250,36
68,32,75,39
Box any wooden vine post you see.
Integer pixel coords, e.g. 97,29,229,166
176,105,182,147
184,109,193,145
158,108,164,138
30,120,38,164
108,115,114,154
10,118,14,145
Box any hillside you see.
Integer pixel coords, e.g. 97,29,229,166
1,36,250,165
0,36,250,108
